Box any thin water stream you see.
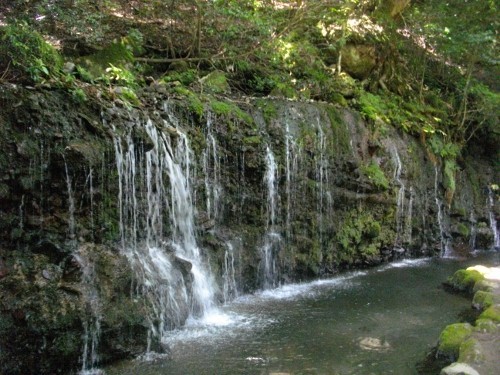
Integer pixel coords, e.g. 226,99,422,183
106,252,498,375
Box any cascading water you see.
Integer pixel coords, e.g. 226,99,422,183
222,240,239,304
390,145,406,248
284,120,300,244
404,186,414,246
65,161,103,374
64,160,76,244
434,164,452,257
469,211,477,250
488,187,499,249
315,117,332,251
75,250,102,375
112,109,216,351
260,145,281,289
202,112,222,222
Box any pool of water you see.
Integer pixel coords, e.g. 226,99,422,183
106,252,499,375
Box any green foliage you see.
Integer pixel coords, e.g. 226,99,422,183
361,161,389,190
114,87,140,108
358,91,389,122
161,69,198,86
443,158,457,192
70,88,87,103
104,64,138,88
428,136,461,159
335,209,389,264
0,21,62,82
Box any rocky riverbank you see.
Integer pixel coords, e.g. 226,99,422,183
437,265,500,375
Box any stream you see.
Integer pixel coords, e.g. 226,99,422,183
106,252,499,375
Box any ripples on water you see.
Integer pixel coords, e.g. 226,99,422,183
107,253,498,375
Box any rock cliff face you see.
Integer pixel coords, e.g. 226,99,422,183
0,84,498,374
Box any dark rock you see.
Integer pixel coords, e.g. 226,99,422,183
0,258,8,279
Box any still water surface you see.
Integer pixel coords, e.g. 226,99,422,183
107,253,499,375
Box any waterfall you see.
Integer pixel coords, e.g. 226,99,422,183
112,111,216,350
488,187,499,249
260,145,281,289
404,186,414,246
203,112,222,222
315,117,332,251
284,120,300,253
434,164,452,257
75,250,102,375
469,211,477,250
390,146,406,248
64,160,76,243
222,240,239,304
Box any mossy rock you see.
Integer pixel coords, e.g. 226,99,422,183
447,269,484,293
472,279,496,293
437,323,473,360
360,161,389,191
458,338,485,364
474,319,498,333
78,40,134,79
472,290,494,310
478,305,500,323
201,71,230,94
243,135,262,146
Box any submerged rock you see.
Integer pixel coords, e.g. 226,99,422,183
440,362,480,375
358,337,391,352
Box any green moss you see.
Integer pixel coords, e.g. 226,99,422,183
325,106,351,155
174,87,204,117
0,183,9,199
243,135,262,146
438,323,473,360
473,279,496,293
457,223,470,238
210,100,233,116
201,70,230,94
0,21,63,82
335,209,391,265
472,290,494,310
478,305,500,323
451,206,467,218
474,319,499,333
256,100,278,124
330,92,348,106
447,269,484,293
161,68,198,86
361,161,389,190
458,338,484,363
53,332,81,356
78,39,134,79
209,98,253,125
295,239,322,275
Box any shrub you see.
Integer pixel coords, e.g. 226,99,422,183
0,21,62,82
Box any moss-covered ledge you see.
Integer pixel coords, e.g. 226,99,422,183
437,265,500,375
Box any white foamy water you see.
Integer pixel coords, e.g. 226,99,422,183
377,258,431,271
